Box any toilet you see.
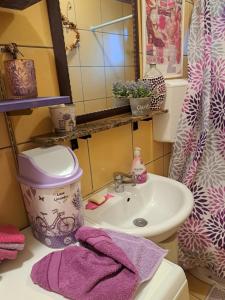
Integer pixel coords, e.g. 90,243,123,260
153,79,188,143
0,227,190,300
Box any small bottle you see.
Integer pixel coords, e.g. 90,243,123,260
131,147,148,184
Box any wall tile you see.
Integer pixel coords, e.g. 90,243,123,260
67,47,81,67
60,0,76,23
0,48,59,99
75,0,101,30
75,101,85,115
124,34,135,66
103,33,124,66
100,0,123,34
164,143,173,155
186,272,211,300
124,66,135,80
146,157,164,176
20,47,59,97
106,97,113,108
105,66,125,97
81,67,106,100
133,120,152,164
164,154,171,177
0,0,52,47
122,2,133,36
74,139,93,197
0,114,10,149
79,30,104,66
11,107,52,144
133,120,164,164
69,67,83,102
84,98,107,113
0,148,28,228
88,124,133,190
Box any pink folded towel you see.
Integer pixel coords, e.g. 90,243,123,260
31,226,166,300
0,243,24,251
31,227,139,300
0,249,18,261
0,225,25,244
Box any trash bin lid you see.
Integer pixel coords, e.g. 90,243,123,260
17,145,82,188
23,146,75,177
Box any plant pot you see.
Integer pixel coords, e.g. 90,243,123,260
129,97,161,116
49,104,76,133
4,59,37,99
113,96,130,108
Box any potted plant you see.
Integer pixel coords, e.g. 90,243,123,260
112,81,130,108
128,80,162,116
1,43,37,99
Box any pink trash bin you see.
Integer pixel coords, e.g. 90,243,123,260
17,145,83,248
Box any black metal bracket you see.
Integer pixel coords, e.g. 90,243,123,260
132,121,139,131
70,138,79,150
79,134,92,140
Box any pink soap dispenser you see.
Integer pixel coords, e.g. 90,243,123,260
131,147,148,184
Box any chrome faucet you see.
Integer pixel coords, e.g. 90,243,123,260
113,172,136,193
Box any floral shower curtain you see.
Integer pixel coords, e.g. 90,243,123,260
169,0,225,280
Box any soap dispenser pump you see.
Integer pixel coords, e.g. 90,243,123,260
131,147,148,184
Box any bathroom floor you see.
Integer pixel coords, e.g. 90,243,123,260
186,272,212,300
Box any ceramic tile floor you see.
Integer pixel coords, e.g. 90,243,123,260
186,272,212,300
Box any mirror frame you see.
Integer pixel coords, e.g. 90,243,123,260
46,0,140,124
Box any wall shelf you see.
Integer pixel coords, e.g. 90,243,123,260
0,96,71,113
32,109,168,146
0,0,41,10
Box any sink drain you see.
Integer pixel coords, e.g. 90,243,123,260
133,218,148,227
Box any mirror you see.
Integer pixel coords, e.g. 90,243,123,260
57,0,139,117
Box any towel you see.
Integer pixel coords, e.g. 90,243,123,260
31,227,139,300
31,226,166,300
0,243,24,251
0,249,18,261
0,225,25,244
105,229,167,283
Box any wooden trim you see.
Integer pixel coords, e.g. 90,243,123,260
132,0,140,80
47,0,139,123
76,105,131,124
46,0,72,101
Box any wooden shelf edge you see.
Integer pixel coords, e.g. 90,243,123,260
0,96,71,113
31,109,168,146
0,0,42,10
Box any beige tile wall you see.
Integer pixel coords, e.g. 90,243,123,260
60,0,136,113
0,0,193,229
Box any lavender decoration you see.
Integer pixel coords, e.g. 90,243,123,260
2,43,37,99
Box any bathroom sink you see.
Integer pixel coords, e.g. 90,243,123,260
84,173,194,242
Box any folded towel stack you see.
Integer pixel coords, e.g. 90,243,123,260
0,225,25,262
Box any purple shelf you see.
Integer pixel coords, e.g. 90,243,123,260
0,96,71,113
0,0,41,10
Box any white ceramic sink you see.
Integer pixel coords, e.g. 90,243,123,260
84,173,194,242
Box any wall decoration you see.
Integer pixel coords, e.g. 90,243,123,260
142,0,184,78
1,43,37,99
61,14,80,52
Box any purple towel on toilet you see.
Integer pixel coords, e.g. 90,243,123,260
105,229,167,283
31,226,166,300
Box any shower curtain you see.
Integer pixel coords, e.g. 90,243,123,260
169,0,225,280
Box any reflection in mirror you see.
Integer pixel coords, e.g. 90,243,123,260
59,0,136,115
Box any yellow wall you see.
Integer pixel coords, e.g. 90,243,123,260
0,0,194,229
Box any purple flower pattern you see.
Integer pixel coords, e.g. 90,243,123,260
169,0,225,280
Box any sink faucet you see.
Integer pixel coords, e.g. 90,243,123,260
113,172,136,193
